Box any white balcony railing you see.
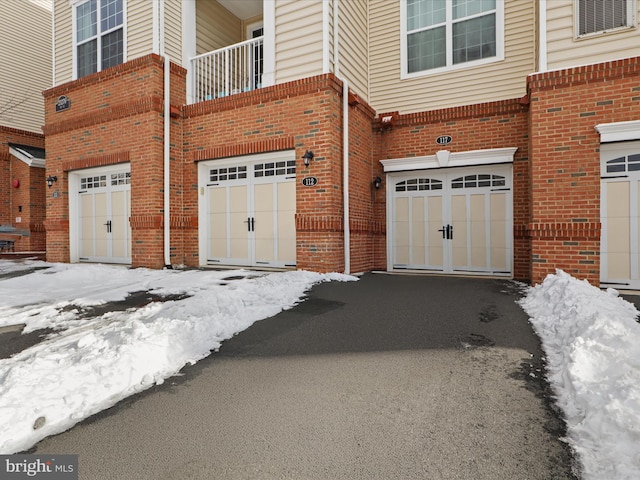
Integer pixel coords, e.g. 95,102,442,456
191,36,264,103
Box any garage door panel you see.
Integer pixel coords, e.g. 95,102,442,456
451,195,468,269
470,194,487,269
111,190,129,259
209,189,228,259
411,197,426,265
394,197,410,266
427,196,444,267
80,195,95,258
277,182,296,264
490,194,507,271
94,193,108,258
254,183,275,263
606,181,631,279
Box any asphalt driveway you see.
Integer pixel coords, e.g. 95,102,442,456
31,272,578,479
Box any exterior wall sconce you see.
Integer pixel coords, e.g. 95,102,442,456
46,175,58,188
373,176,382,189
302,150,314,167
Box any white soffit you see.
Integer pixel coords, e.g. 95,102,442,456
380,147,518,173
595,120,640,143
9,146,46,169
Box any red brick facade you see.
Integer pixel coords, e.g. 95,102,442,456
527,57,640,285
0,126,46,252
41,53,640,286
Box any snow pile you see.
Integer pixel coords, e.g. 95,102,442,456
520,270,640,479
0,263,356,454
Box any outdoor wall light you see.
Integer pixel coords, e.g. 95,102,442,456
46,175,58,188
302,150,314,167
373,176,382,189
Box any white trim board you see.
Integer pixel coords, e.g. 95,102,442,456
380,147,518,173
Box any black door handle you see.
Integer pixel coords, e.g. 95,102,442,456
244,217,256,232
104,220,112,233
437,224,453,240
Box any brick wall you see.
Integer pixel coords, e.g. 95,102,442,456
183,74,380,273
43,54,186,267
527,57,640,285
372,99,531,280
0,126,46,251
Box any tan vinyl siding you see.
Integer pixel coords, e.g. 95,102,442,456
163,0,182,64
546,0,640,70
127,0,154,61
275,0,324,84
53,0,73,86
369,0,535,114
196,0,242,55
0,0,52,132
337,0,368,101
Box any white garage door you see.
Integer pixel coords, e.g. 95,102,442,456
389,164,512,276
73,166,131,264
601,141,640,289
199,151,296,269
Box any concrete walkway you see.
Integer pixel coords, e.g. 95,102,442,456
32,273,578,479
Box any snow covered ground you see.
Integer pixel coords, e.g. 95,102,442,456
0,259,355,454
520,270,640,479
0,259,638,479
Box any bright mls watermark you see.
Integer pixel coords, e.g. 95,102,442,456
0,455,77,479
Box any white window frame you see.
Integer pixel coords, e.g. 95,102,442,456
71,0,127,79
574,0,636,38
400,0,504,79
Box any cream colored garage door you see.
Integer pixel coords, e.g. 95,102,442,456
390,165,512,275
77,169,131,264
199,152,296,269
601,141,640,289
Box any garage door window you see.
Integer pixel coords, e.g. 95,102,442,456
395,178,443,191
451,173,506,188
605,154,640,173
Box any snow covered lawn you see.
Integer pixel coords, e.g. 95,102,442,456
520,270,640,480
0,259,355,454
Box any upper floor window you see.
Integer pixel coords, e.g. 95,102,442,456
403,0,503,77
577,0,634,36
75,0,124,78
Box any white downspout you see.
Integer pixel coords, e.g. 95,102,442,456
332,0,350,275
538,0,547,72
322,0,330,73
159,1,171,268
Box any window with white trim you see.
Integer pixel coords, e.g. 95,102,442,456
75,0,124,78
403,0,501,76
577,0,634,36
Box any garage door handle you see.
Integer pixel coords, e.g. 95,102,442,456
437,225,453,240
104,220,112,233
244,217,255,232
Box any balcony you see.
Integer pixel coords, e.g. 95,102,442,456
191,36,264,103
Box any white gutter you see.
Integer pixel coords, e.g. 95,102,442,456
538,0,547,71
159,1,171,268
322,0,331,73
332,0,350,275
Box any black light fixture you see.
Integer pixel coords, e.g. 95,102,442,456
302,150,314,167
373,176,382,189
46,175,58,188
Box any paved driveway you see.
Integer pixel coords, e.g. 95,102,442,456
32,273,577,479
